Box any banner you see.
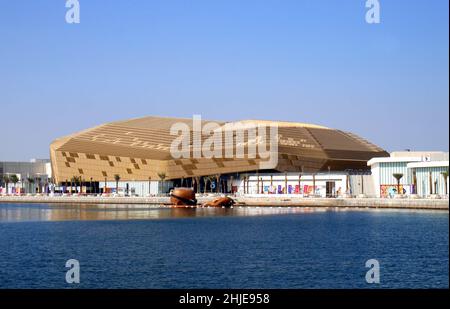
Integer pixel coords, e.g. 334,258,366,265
380,185,414,198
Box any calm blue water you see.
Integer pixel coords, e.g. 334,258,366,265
0,203,448,288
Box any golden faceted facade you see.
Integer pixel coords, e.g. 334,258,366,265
50,116,388,183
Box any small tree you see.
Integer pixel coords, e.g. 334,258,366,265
2,175,10,194
114,174,121,194
157,172,166,194
441,170,448,196
393,173,403,195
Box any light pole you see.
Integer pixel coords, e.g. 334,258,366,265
312,173,316,196
328,165,331,197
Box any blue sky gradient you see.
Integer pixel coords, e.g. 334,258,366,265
0,0,448,160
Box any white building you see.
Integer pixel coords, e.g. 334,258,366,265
368,151,449,198
0,159,52,194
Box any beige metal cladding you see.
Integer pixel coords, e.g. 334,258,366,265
49,116,389,183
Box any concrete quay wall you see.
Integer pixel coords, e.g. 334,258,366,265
0,195,448,210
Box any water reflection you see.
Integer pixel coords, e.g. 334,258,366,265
0,204,327,222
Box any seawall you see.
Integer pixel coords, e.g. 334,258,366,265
0,195,448,210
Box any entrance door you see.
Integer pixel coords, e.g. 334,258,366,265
326,181,335,197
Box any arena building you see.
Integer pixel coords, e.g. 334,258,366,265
49,116,388,195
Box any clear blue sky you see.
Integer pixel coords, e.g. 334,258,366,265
0,0,448,161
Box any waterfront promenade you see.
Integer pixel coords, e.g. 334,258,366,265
0,195,448,210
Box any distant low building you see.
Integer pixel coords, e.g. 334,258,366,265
0,159,52,194
368,152,449,198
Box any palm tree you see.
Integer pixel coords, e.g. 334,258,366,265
79,176,84,194
72,176,80,194
393,173,403,195
195,177,200,194
229,175,234,194
256,171,260,194
77,176,82,193
246,175,250,194
412,171,417,194
157,172,166,194
27,177,34,194
2,175,10,194
9,174,19,194
36,177,41,193
114,174,121,194
203,176,209,193
209,175,219,193
204,176,215,193
215,174,220,193
429,172,433,195
441,170,448,195
284,172,288,194
70,176,77,194
346,173,350,195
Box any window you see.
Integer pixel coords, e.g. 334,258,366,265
141,159,147,165
66,157,76,163
126,168,132,174
69,152,79,158
78,169,84,174
130,158,136,164
62,152,67,157
86,154,96,159
102,171,107,177
109,161,114,167
100,155,109,161
116,157,121,162
134,164,140,170
65,162,70,167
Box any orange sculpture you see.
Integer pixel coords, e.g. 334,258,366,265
170,188,197,206
202,196,235,208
